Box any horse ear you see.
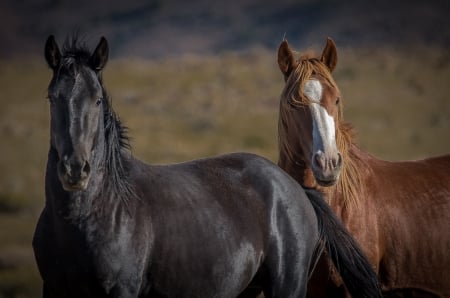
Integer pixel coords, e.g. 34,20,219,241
278,40,296,79
90,37,109,71
320,37,338,72
45,35,61,70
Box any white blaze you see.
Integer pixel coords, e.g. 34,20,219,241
304,79,322,103
304,79,337,155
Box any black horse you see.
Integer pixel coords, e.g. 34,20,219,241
32,35,381,298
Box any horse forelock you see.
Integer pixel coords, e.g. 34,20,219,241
49,37,94,90
278,56,362,209
55,36,90,73
281,57,338,107
62,35,90,60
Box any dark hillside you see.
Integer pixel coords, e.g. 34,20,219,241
0,0,449,58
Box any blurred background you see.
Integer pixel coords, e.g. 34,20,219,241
0,0,449,296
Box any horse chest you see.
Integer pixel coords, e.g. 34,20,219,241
38,211,146,295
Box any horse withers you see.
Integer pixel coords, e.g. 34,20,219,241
277,37,450,297
32,35,381,297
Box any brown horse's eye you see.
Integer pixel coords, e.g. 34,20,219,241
336,97,340,105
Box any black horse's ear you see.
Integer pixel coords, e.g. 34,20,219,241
278,39,296,80
320,37,337,72
45,35,61,70
90,37,109,71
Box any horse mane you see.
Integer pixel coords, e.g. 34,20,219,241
278,55,363,208
58,36,136,207
102,96,136,207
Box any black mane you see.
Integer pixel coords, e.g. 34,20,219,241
105,105,136,205
102,96,135,207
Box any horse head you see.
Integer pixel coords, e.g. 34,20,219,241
278,38,343,187
45,35,109,191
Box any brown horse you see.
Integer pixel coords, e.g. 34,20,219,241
276,37,450,297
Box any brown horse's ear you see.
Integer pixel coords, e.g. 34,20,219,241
320,37,337,72
45,35,61,70
90,37,109,71
278,40,296,79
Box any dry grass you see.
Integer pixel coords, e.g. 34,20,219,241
337,46,450,159
0,46,449,296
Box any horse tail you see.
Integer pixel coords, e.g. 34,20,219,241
305,189,382,298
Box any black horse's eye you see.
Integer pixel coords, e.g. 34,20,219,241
96,98,103,106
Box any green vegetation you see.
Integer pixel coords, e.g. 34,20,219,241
0,46,449,297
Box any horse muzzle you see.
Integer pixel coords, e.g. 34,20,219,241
57,157,91,191
311,151,342,186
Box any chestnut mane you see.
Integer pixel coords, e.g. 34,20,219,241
278,55,363,208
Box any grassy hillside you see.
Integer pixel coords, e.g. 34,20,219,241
0,45,449,296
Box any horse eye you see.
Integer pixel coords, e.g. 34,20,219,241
96,98,103,106
336,97,340,105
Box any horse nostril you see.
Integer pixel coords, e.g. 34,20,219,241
332,153,343,169
82,161,90,176
63,161,72,176
313,153,326,170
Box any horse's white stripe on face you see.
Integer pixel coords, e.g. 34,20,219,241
303,79,337,154
310,103,337,155
304,79,323,103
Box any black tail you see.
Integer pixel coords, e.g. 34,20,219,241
305,189,382,298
